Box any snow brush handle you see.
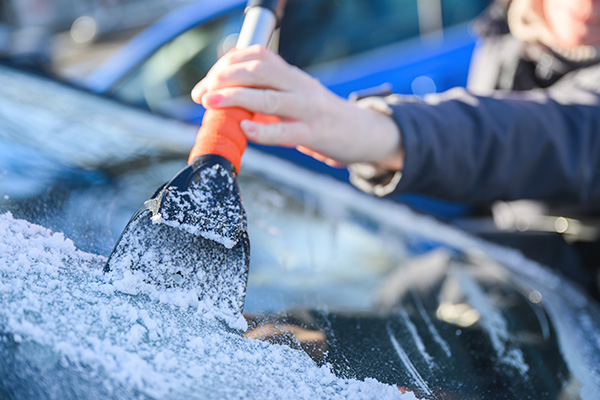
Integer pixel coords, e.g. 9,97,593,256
187,108,251,173
187,0,285,173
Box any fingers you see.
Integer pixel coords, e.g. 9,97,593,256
202,87,310,120
240,119,310,147
240,120,344,167
192,46,290,103
204,61,294,93
220,44,280,66
188,45,372,167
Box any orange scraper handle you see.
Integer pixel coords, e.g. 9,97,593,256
188,108,252,173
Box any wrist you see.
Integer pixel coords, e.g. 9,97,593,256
353,97,404,170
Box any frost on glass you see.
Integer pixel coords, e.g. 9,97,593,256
105,162,249,323
0,213,413,400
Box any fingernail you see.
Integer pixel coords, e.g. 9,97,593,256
203,93,224,107
241,120,258,138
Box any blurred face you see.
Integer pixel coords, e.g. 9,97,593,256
543,0,600,48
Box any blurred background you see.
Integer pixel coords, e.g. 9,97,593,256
0,0,194,77
0,0,490,100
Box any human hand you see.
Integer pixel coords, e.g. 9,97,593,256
191,45,403,168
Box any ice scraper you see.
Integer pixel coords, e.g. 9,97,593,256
105,0,285,316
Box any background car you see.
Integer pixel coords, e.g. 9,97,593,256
1,61,600,399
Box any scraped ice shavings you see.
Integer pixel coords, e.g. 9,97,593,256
0,213,422,399
105,162,249,325
160,163,244,250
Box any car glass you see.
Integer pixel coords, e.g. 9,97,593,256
1,65,600,399
278,0,491,69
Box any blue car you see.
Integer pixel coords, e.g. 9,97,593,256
83,0,491,218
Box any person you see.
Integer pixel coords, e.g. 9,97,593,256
191,0,600,294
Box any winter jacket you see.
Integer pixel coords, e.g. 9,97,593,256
348,2,600,209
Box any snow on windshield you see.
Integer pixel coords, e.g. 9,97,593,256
0,212,420,399
105,161,250,324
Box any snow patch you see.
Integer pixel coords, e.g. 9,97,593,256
0,213,420,399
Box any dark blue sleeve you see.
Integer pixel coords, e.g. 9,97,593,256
383,73,600,206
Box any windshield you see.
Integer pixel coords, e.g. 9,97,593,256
1,66,599,399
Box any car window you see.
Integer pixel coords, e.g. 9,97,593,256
2,65,600,400
278,0,491,69
279,0,420,68
440,0,490,27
